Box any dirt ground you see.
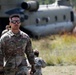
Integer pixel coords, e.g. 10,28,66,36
42,65,76,75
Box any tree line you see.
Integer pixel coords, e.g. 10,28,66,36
38,0,76,7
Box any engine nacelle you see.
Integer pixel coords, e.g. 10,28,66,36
21,1,39,12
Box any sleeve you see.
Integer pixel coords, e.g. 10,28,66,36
25,37,35,65
0,37,5,72
38,58,46,68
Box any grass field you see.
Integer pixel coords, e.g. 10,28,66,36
42,65,76,75
32,33,76,65
31,34,76,75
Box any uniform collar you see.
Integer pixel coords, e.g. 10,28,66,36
8,30,22,37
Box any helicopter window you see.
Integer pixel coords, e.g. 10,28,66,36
46,17,50,22
70,11,74,22
42,17,48,22
36,18,40,24
19,15,28,22
55,16,57,21
63,15,66,20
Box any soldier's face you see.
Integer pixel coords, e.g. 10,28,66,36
10,17,21,30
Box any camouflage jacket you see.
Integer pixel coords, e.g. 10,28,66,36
0,30,35,67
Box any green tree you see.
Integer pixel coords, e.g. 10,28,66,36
38,0,55,4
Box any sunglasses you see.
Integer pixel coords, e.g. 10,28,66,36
11,20,21,24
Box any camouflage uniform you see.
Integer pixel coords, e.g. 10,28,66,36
0,30,35,75
34,57,46,75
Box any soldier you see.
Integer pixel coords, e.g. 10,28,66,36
33,49,46,75
1,25,10,35
0,14,35,75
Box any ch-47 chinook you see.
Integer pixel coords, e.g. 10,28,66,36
0,0,76,37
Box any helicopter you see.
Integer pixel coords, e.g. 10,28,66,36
0,0,76,38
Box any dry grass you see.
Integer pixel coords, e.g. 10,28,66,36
32,33,76,65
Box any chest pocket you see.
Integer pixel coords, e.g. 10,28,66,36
5,35,27,55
